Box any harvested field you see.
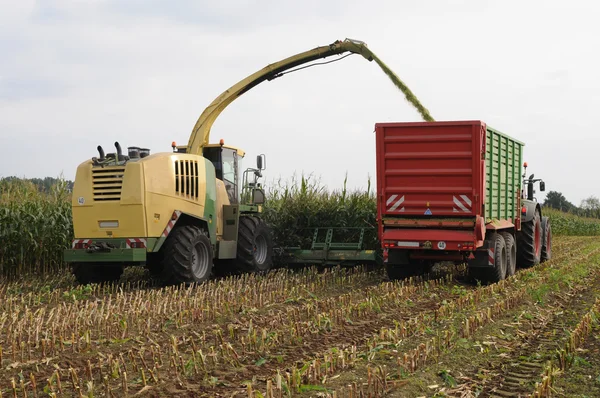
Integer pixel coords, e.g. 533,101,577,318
0,236,598,397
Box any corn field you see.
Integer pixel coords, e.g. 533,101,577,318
1,177,600,396
262,174,378,251
0,178,72,277
0,236,595,397
1,177,600,277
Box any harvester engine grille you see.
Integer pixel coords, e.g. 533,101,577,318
175,160,199,200
92,167,125,201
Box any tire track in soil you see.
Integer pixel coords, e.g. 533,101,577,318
199,240,592,397
453,258,600,397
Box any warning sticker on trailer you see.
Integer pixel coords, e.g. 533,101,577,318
424,208,432,215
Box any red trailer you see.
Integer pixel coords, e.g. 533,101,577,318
375,120,552,283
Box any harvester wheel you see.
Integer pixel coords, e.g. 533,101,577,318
517,209,542,268
161,225,213,286
72,263,123,285
235,216,274,274
541,216,552,262
501,232,517,277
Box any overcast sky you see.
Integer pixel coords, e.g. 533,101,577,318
1,0,598,205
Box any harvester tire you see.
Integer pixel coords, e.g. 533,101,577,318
478,233,507,283
235,216,274,274
72,263,122,285
160,225,213,286
541,216,552,262
501,232,517,277
517,209,542,268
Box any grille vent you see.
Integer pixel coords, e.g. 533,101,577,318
92,167,125,201
175,160,199,200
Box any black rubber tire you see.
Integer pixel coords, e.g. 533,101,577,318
160,225,213,286
72,263,123,285
235,216,274,273
541,216,552,262
146,251,164,276
501,232,517,277
478,233,507,284
517,209,542,268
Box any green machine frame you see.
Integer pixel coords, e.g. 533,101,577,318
280,227,380,266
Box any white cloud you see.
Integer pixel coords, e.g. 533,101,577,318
0,0,599,205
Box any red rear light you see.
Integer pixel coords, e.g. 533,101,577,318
522,206,527,215
74,243,86,249
461,242,475,250
383,240,397,248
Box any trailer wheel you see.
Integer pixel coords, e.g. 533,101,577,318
385,261,431,281
385,264,413,280
72,263,123,285
474,234,507,284
501,232,517,277
517,209,542,268
161,225,213,285
235,216,274,273
541,216,552,262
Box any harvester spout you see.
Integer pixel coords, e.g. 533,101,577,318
186,38,376,156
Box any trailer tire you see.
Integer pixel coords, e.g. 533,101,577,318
385,264,414,280
541,216,552,262
235,216,274,274
160,225,213,286
385,261,431,281
72,263,123,285
501,232,517,277
484,233,507,283
517,209,542,268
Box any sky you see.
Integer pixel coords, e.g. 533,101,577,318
1,0,599,206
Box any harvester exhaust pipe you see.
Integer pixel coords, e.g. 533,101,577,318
115,142,124,161
97,145,105,161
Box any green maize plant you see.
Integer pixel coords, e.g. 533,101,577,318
543,208,600,236
262,173,379,251
0,178,73,277
1,175,599,278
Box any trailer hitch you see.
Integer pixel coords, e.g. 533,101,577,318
86,242,116,253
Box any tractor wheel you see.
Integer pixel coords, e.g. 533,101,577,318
72,263,123,285
472,233,507,284
517,209,542,268
541,216,552,262
235,216,274,274
161,225,213,286
501,232,517,277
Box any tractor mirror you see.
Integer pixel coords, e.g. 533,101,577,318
257,154,266,170
540,181,545,192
